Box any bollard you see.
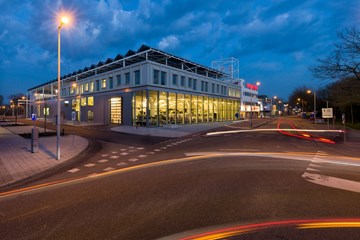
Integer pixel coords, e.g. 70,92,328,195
31,128,39,153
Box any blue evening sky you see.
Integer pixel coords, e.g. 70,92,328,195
0,0,358,103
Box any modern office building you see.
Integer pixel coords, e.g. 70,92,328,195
27,45,259,126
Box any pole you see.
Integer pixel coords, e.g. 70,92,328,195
326,100,329,130
250,94,253,128
239,83,242,119
57,24,62,160
314,90,316,124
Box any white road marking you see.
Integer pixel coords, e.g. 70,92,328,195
129,147,134,149
117,162,128,166
302,172,360,193
98,159,108,163
161,147,167,149
154,149,161,152
112,151,118,154
101,154,108,157
120,152,129,155
120,149,126,151
84,163,95,167
110,156,120,159
306,168,321,172
148,152,155,154
138,155,147,158
137,147,144,150
67,168,80,173
309,164,321,167
166,144,172,147
129,158,138,162
104,167,115,172
129,150,137,152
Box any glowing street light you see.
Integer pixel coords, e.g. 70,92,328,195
56,15,70,160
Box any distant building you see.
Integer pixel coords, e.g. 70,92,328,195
27,45,259,126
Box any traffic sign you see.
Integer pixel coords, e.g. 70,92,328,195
31,114,37,121
322,108,333,118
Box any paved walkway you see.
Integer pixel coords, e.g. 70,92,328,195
0,125,88,188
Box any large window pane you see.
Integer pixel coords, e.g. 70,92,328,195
197,96,203,123
169,92,176,124
204,96,209,122
149,90,158,126
159,91,167,125
177,93,184,124
191,95,197,123
184,94,190,124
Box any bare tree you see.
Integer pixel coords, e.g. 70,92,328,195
310,26,360,81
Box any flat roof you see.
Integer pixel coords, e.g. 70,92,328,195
28,45,230,91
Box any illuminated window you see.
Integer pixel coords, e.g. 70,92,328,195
80,84,84,94
88,96,94,106
90,82,94,92
102,79,106,88
81,97,87,106
85,83,89,92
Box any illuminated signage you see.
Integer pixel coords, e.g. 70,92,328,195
246,83,258,91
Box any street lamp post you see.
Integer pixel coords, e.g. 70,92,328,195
307,89,316,124
57,16,69,160
250,81,260,128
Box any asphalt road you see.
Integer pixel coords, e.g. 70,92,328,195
1,118,359,239
1,155,359,240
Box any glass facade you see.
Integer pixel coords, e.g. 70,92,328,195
132,90,239,126
110,97,122,124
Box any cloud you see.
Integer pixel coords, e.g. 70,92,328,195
158,35,179,50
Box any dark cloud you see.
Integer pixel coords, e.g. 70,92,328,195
0,0,358,101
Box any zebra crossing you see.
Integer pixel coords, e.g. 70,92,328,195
66,138,194,176
302,151,360,193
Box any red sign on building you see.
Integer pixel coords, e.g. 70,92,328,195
246,83,258,91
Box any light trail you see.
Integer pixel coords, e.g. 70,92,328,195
174,219,360,240
206,128,343,136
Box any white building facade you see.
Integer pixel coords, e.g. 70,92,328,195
27,45,259,126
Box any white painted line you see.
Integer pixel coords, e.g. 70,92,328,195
302,172,360,193
128,158,138,162
84,163,95,167
154,149,161,152
104,167,115,172
326,161,360,167
101,154,108,157
117,162,128,166
137,147,144,150
120,152,129,155
148,152,155,154
120,149,126,151
129,150,137,152
306,168,321,172
138,155,147,158
129,147,134,149
112,151,118,154
67,168,80,173
98,159,108,163
309,164,321,167
161,147,167,149
166,145,172,147
110,156,120,159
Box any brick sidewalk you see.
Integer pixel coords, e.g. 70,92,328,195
0,126,88,188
